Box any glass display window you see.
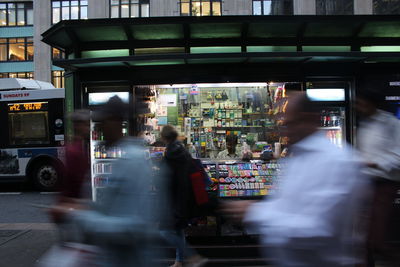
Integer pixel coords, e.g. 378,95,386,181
145,83,294,160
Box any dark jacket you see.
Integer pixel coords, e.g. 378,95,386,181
163,141,195,228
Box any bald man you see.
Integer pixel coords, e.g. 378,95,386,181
223,93,369,267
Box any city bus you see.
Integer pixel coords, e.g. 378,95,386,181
0,78,65,190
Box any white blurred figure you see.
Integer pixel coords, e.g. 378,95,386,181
223,93,369,267
356,89,400,266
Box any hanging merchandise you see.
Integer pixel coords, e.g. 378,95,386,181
221,90,228,101
215,91,223,100
207,91,213,101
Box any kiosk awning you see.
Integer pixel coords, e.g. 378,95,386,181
42,15,400,69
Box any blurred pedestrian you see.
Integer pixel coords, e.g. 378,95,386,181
356,89,400,266
223,93,369,267
49,109,90,223
63,109,91,198
160,125,207,267
49,95,163,267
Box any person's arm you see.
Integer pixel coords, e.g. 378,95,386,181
69,209,150,245
67,150,157,244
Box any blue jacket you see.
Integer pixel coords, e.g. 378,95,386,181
70,137,165,267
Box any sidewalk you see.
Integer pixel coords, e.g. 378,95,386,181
0,223,57,267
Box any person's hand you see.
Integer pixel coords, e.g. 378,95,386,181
220,200,255,222
48,201,86,223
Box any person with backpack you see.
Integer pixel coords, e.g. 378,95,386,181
160,125,208,267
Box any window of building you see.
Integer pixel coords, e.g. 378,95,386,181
180,0,222,16
316,0,353,15
52,71,65,88
110,0,150,18
0,37,33,61
0,72,34,78
0,39,6,61
52,48,65,60
0,2,33,27
252,0,293,15
373,0,400,14
52,0,88,24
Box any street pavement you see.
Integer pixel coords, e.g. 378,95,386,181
0,183,58,267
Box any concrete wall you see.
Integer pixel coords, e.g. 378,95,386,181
88,0,109,18
294,0,316,14
151,0,180,17
223,0,252,15
354,0,373,14
33,0,51,82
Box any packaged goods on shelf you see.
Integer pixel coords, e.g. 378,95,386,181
200,161,282,198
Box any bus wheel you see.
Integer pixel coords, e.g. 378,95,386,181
31,161,60,191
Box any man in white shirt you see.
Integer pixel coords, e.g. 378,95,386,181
356,89,400,265
216,135,243,160
223,93,369,267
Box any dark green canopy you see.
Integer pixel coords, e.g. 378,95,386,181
42,15,400,69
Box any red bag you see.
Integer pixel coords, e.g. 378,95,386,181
189,159,209,205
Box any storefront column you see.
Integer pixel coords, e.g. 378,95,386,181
223,0,252,15
293,0,316,14
33,0,51,82
150,0,180,16
64,72,75,142
88,0,108,18
354,0,373,14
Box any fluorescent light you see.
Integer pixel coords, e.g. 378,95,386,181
88,92,129,105
361,46,400,52
386,96,400,101
306,88,345,101
155,82,269,88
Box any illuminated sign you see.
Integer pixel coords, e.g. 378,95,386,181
306,89,345,102
390,82,400,86
8,102,48,112
88,92,129,105
1,92,30,99
386,96,400,101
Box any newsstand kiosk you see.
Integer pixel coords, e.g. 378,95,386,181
42,15,400,265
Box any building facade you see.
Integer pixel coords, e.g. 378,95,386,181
0,0,398,87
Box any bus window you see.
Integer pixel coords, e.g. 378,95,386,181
8,111,50,145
